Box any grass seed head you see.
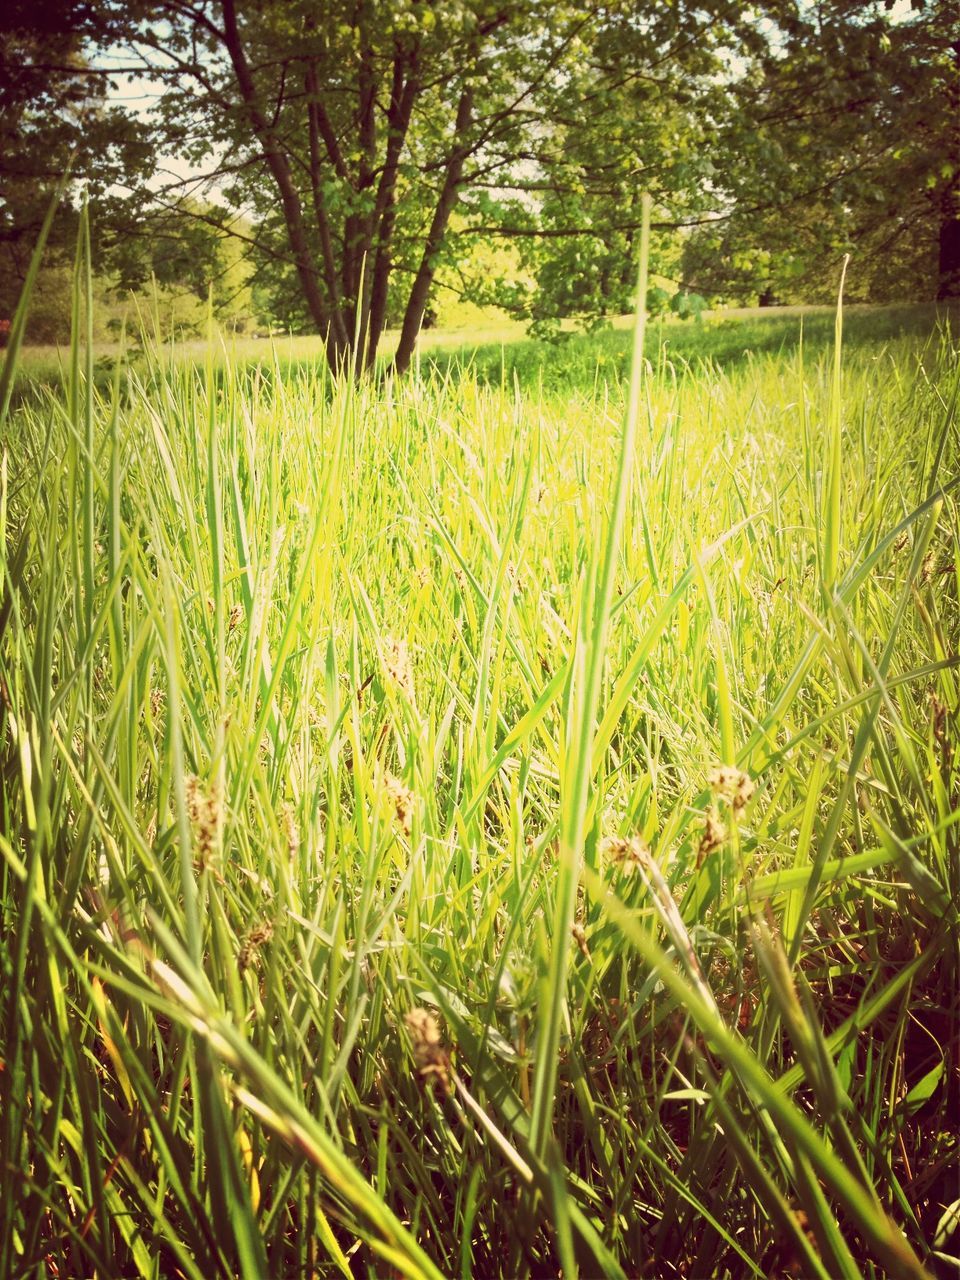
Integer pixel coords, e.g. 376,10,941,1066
281,803,300,858
600,834,649,875
698,805,727,862
708,764,755,813
383,772,414,836
404,1008,451,1094
571,921,591,959
185,773,203,825
239,921,274,972
185,773,223,869
384,636,415,699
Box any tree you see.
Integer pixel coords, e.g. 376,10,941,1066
104,1,572,371
455,3,751,333
99,0,802,372
680,0,960,305
0,0,150,321
17,0,952,364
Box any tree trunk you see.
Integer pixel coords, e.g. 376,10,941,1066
364,50,419,371
938,180,960,299
394,89,473,375
221,0,347,370
939,38,960,299
305,62,350,354
348,7,379,361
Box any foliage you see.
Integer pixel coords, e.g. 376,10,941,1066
79,0,952,371
102,0,600,371
0,0,151,320
476,4,739,334
7,1,954,359
681,0,960,305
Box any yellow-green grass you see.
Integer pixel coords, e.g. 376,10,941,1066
12,305,831,366
0,224,958,1280
13,299,954,384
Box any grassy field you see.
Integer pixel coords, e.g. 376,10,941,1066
13,299,956,395
1,268,958,1277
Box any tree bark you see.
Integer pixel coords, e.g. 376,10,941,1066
342,1,378,346
220,0,346,369
938,181,960,299
937,38,960,299
394,89,473,375
364,48,420,370
305,61,350,353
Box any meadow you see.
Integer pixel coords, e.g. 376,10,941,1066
1,266,958,1276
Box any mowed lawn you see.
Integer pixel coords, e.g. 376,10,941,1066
1,302,958,1278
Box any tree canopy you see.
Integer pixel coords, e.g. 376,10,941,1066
0,0,150,321
680,0,960,306
2,0,956,368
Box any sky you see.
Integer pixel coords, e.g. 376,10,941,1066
99,44,229,205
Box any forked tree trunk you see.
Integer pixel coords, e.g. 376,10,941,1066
221,0,472,378
939,39,960,300
221,0,347,367
938,182,960,300
393,89,474,376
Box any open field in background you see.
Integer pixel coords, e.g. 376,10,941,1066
1,295,959,1278
9,303,837,370
14,300,958,394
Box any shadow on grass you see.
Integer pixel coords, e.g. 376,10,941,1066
419,301,958,392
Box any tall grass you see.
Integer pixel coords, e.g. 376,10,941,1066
1,225,958,1277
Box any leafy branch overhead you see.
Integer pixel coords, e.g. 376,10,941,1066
2,0,957,365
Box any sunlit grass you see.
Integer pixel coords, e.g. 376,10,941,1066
13,297,954,393
1,221,958,1278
